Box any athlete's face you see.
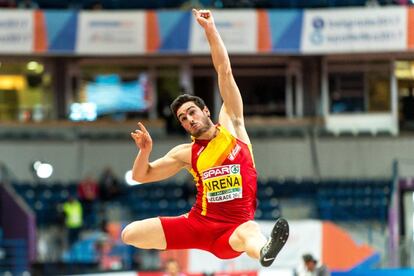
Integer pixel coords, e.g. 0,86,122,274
305,261,316,272
176,101,213,138
165,260,180,276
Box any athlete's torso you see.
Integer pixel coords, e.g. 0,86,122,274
188,125,257,223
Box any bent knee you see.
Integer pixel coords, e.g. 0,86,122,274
239,221,260,234
230,221,260,244
121,221,142,245
120,218,166,249
121,223,133,245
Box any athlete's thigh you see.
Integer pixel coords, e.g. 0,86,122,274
210,224,243,259
122,217,166,249
160,214,210,250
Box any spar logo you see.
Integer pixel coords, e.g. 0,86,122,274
230,164,240,174
202,164,240,180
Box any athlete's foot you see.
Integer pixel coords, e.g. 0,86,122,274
259,217,289,267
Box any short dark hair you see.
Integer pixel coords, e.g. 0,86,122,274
170,94,206,120
303,254,317,263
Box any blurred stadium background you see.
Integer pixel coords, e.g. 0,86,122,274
1,0,414,275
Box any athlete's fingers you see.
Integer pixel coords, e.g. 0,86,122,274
137,122,149,134
132,131,150,143
131,132,140,140
200,10,210,19
193,8,210,26
131,131,145,139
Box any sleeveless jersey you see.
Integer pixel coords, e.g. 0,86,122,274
188,125,257,223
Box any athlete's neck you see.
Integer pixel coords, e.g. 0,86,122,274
196,125,218,140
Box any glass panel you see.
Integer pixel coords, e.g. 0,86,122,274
396,61,414,127
367,71,390,112
73,64,152,121
0,61,52,122
235,76,286,117
156,67,181,134
329,72,364,113
328,61,390,114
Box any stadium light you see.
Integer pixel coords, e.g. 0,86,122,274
27,61,39,71
32,161,42,171
26,61,44,74
125,170,140,186
31,161,54,179
37,163,53,179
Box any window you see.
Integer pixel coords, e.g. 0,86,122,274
236,75,286,116
72,64,152,121
327,61,390,114
0,61,52,122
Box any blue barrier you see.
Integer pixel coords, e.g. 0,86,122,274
0,239,28,275
333,269,414,276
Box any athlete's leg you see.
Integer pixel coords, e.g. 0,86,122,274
121,217,166,249
229,218,289,267
228,220,266,259
260,218,289,267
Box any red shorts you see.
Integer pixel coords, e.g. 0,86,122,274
159,212,244,259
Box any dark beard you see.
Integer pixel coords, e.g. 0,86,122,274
189,116,214,138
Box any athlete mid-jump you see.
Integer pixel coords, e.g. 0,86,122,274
122,9,289,267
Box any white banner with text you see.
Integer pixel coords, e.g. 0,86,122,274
76,11,146,55
189,10,257,54
0,11,33,53
301,7,407,53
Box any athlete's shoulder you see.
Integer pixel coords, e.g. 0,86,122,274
168,143,192,165
170,143,192,155
218,124,251,145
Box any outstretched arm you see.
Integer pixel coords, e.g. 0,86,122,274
193,9,250,143
130,122,190,183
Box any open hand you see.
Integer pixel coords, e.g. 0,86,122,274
131,122,153,153
192,9,214,29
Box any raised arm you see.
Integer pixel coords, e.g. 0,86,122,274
193,9,250,143
130,122,190,183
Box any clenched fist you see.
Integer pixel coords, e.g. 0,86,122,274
192,9,215,29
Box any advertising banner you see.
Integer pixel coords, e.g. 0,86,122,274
147,11,191,53
301,7,407,53
407,7,414,49
187,220,377,273
76,11,145,55
0,10,33,53
189,10,257,54
267,10,303,53
188,220,321,273
42,10,78,53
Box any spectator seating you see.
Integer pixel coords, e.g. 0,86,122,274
11,177,392,227
316,179,391,221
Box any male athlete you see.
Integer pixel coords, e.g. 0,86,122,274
122,9,289,267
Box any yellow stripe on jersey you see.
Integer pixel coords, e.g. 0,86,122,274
196,126,236,172
196,126,236,215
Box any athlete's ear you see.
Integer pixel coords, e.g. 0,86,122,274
203,106,210,117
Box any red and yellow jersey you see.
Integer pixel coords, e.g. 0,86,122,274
188,125,257,223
